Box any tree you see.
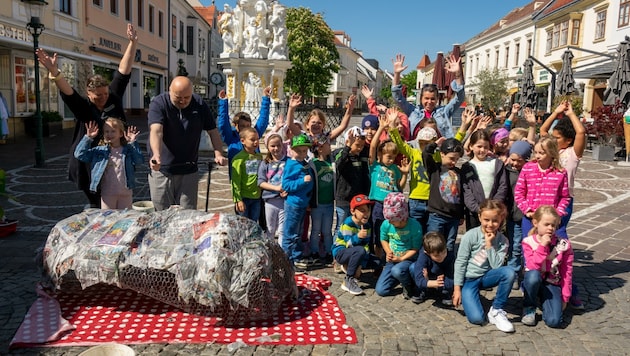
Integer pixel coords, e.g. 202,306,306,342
285,7,340,98
400,71,417,97
474,68,508,111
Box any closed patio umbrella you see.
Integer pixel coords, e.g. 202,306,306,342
432,52,446,90
604,36,630,107
556,49,576,96
519,58,538,109
444,44,462,98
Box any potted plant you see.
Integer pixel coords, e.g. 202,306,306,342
23,110,64,138
587,100,625,161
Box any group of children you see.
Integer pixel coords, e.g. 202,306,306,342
71,82,585,333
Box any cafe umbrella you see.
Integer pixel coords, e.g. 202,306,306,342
556,49,576,96
519,58,538,109
604,36,630,107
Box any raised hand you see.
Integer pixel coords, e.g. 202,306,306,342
218,89,227,99
554,101,567,114
346,94,357,109
565,100,575,116
476,115,493,131
392,53,408,75
85,121,99,139
461,107,476,127
398,156,411,175
36,48,58,73
289,93,302,108
444,54,461,74
511,103,521,114
524,107,537,127
263,86,272,97
360,84,374,99
125,125,140,143
386,108,399,128
127,23,138,42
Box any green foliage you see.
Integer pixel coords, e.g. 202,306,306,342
474,68,509,111
553,95,583,117
380,86,392,100
41,111,63,123
400,71,417,94
285,7,340,98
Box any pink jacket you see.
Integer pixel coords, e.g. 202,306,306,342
522,234,574,302
514,161,570,216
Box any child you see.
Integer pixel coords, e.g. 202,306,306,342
413,231,455,305
505,140,533,289
368,112,409,257
375,192,423,301
514,136,570,239
258,133,287,243
281,133,315,272
74,119,143,209
461,129,508,230
332,194,373,295
334,126,371,232
423,137,465,252
309,135,336,265
231,127,263,221
489,128,510,163
521,205,573,328
217,87,271,164
453,199,515,333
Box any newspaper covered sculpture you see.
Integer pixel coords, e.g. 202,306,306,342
40,207,296,323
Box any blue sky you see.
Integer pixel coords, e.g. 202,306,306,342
202,0,532,73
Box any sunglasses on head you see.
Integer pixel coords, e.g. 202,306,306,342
422,84,439,89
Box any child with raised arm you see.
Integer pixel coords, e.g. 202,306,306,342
74,118,143,209
521,205,573,328
368,111,409,257
413,231,455,305
461,129,508,230
231,127,263,221
258,133,287,242
453,199,515,333
375,192,423,302
333,194,374,295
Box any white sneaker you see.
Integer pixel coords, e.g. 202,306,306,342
488,306,515,333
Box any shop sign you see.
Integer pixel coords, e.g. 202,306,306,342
0,22,30,42
147,54,160,63
98,37,122,52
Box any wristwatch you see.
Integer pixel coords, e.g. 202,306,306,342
48,71,62,81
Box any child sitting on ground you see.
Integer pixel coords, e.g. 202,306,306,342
453,199,515,333
413,231,455,305
332,194,374,295
375,192,423,302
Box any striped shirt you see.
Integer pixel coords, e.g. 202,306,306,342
513,161,570,216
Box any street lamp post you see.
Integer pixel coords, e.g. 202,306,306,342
176,45,188,77
22,0,48,167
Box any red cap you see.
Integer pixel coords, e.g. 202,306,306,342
350,194,372,210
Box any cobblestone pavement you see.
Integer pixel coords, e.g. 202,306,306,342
1,122,630,355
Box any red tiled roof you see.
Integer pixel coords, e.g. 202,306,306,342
417,54,431,69
539,0,580,18
469,0,552,41
195,5,217,26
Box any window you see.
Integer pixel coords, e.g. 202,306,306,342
124,0,131,21
504,45,509,68
171,15,177,47
158,11,164,37
485,52,489,67
595,10,606,39
526,38,532,57
186,26,194,55
620,0,630,27
60,0,71,14
93,0,101,6
495,49,499,68
514,42,520,66
110,0,118,15
571,19,580,45
560,20,569,46
552,24,560,48
546,29,552,54
137,0,144,27
180,21,184,49
149,5,154,33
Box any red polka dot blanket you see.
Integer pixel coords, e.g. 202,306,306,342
10,274,357,348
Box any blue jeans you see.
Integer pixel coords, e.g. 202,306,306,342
522,270,563,328
335,205,350,233
310,203,334,257
334,246,366,277
375,260,416,296
427,213,460,252
238,197,261,222
409,199,429,235
371,201,384,255
559,197,573,238
461,266,515,325
283,203,306,263
506,219,523,274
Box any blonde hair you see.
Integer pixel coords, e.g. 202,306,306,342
528,205,560,236
100,117,127,146
305,109,327,131
535,136,563,171
378,141,398,157
264,133,284,163
478,199,507,220
509,127,528,141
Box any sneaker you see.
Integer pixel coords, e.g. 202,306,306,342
488,307,515,333
402,285,414,300
333,261,344,273
410,290,426,304
341,276,363,295
292,263,307,274
569,295,585,310
521,306,536,326
440,290,453,307
294,259,310,269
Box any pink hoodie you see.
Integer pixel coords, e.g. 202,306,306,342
522,234,573,302
514,161,570,216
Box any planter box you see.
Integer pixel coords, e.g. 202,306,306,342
23,117,63,138
592,144,616,161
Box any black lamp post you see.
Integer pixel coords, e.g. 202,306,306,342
22,0,47,167
176,44,188,77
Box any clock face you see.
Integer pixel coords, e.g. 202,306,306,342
210,73,223,85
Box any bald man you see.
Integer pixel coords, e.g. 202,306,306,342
147,76,227,211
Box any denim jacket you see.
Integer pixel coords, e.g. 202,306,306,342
391,80,465,139
74,135,144,192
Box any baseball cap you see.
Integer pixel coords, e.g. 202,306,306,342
350,194,372,210
291,133,312,148
383,192,409,222
416,127,438,142
361,115,379,130
509,140,533,160
344,126,366,141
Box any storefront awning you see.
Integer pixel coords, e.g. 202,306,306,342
573,62,614,79
0,35,112,64
508,87,519,95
